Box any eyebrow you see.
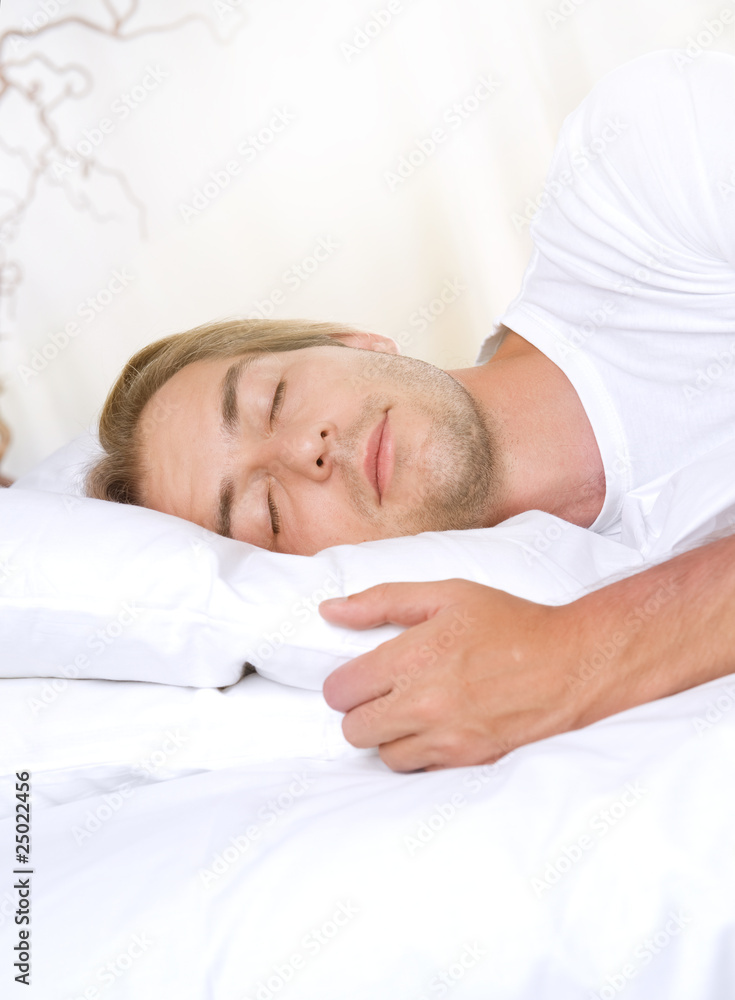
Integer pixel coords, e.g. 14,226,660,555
221,355,255,434
214,355,257,539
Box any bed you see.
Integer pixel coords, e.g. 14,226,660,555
2,434,735,998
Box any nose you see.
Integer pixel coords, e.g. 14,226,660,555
259,421,334,481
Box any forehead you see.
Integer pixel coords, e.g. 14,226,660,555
147,343,350,400
138,356,233,439
136,357,234,513
142,343,355,412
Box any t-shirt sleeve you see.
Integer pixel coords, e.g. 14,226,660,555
479,49,735,537
523,48,735,288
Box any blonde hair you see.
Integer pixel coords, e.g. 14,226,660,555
85,317,356,505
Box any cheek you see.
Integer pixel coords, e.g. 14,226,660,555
292,487,364,546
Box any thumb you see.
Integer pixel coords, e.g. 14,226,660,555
318,580,458,629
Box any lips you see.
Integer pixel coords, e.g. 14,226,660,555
376,410,393,500
364,411,390,502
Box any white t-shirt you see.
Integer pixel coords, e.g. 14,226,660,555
475,49,735,538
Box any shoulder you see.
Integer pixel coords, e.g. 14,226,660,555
564,49,735,135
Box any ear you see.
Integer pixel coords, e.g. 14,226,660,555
330,330,401,355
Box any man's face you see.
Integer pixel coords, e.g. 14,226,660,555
137,344,498,555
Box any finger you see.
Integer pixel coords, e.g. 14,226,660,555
339,680,427,746
322,650,394,712
322,609,445,712
318,579,466,629
377,734,441,773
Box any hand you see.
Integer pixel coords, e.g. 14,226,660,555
320,579,588,772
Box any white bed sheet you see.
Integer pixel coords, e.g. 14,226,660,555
0,673,368,806
2,669,735,999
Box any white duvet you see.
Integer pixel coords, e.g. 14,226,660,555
1,670,735,999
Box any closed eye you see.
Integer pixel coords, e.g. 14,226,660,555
270,379,286,426
268,379,286,535
268,492,282,534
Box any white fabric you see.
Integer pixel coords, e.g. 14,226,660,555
476,50,735,539
0,673,368,790
4,430,735,689
2,669,735,998
10,429,103,496
621,436,735,560
0,482,645,688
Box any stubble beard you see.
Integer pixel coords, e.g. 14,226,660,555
338,351,501,540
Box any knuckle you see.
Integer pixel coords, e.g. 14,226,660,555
413,690,441,725
379,745,417,774
434,730,466,761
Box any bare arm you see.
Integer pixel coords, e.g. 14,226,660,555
565,530,735,729
319,532,735,771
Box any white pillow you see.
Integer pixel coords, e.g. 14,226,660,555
11,429,103,495
4,433,732,691
0,489,645,692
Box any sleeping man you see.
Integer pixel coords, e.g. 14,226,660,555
86,49,735,772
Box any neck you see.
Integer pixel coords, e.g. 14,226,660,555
448,331,606,528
